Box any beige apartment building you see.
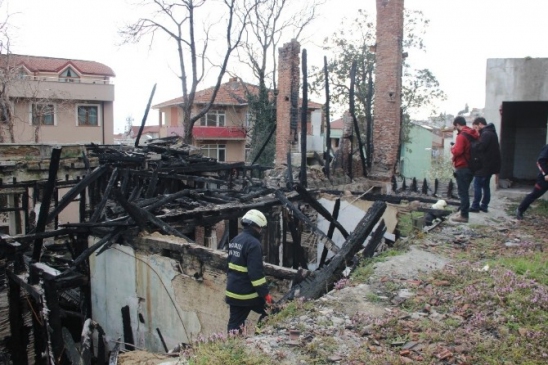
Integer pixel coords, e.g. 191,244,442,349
0,54,115,144
153,77,322,163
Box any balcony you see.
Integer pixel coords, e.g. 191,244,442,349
9,77,115,102
192,126,246,140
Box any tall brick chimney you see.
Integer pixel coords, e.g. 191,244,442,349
275,39,300,166
372,0,404,178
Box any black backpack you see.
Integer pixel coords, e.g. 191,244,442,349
462,132,483,172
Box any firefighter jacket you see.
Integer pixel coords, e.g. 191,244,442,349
225,227,269,306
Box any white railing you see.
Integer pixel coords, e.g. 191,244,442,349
18,74,113,85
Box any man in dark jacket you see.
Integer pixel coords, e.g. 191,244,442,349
469,117,501,213
450,116,480,223
516,144,548,220
226,209,272,333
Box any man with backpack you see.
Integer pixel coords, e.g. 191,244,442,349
469,117,501,213
450,116,480,223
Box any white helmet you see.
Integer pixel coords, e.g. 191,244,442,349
242,209,267,228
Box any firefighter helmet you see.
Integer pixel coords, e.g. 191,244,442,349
241,209,267,228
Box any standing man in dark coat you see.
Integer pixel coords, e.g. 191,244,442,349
516,144,548,220
226,209,272,333
469,117,501,213
450,116,480,223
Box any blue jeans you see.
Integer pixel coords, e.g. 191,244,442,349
472,175,492,210
455,168,474,218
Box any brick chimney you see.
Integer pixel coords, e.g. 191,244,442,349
275,39,300,166
372,0,404,178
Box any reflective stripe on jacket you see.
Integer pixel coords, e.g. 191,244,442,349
225,227,269,306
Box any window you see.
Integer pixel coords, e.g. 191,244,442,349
201,144,226,162
201,110,225,127
59,67,80,83
77,105,100,126
31,103,55,126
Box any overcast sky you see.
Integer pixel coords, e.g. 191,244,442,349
2,0,546,132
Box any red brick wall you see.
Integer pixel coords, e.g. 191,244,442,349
276,40,300,166
372,0,404,178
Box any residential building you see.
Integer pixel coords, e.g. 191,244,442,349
0,54,115,144
152,77,322,163
114,125,161,145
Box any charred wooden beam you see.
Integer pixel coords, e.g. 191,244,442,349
349,60,367,177
46,165,108,226
32,147,62,263
113,189,148,230
319,198,341,268
135,83,157,147
287,215,307,270
145,166,160,199
286,152,293,189
319,190,460,206
300,49,308,187
90,168,119,222
274,190,339,254
139,235,297,281
295,184,349,239
324,56,331,179
43,278,67,363
422,178,428,194
362,219,386,258
280,201,386,302
7,274,28,365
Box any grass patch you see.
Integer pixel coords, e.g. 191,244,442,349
495,253,548,286
264,298,315,327
187,336,271,365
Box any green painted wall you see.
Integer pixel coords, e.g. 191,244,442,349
400,124,433,180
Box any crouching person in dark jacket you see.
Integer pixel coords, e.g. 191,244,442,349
226,209,272,333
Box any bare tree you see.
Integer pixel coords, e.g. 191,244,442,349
120,0,255,144
239,0,324,165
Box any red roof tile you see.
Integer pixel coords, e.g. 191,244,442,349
130,125,161,137
153,77,323,109
0,54,115,77
193,126,246,140
330,118,344,129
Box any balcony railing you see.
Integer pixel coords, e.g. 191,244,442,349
17,74,113,85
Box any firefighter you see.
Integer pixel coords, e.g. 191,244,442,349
225,209,272,333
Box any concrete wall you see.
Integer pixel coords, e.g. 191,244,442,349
90,234,293,352
485,58,548,139
485,58,548,182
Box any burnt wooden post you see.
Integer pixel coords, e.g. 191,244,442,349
43,278,66,364
287,215,306,270
422,178,428,194
349,60,367,177
391,176,397,191
319,198,341,268
300,49,308,188
29,295,47,365
135,83,157,147
79,183,87,223
8,275,28,365
22,188,29,233
448,179,455,199
282,212,290,267
411,177,418,192
32,147,62,264
402,177,407,191
324,56,331,179
434,178,439,196
286,152,293,189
